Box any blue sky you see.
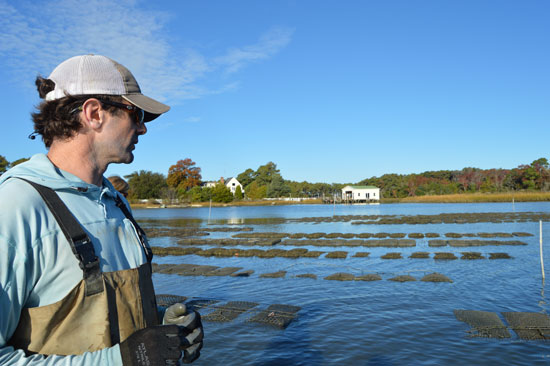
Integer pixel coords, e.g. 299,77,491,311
1,0,548,184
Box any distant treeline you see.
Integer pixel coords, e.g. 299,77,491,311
126,157,550,201
124,160,345,202
359,158,549,198
2,155,548,201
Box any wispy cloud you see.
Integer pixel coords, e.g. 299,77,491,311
183,116,201,123
0,0,293,103
216,27,295,73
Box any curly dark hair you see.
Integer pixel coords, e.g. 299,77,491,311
31,76,124,147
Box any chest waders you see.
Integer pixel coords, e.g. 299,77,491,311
8,180,159,356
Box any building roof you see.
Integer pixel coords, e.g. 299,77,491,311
225,177,241,185
343,185,379,190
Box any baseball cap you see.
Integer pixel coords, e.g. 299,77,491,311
45,54,170,122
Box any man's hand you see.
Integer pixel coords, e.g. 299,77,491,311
119,325,183,366
163,303,204,363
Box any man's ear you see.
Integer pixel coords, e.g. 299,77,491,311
81,98,103,130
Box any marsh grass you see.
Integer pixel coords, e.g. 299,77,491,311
387,192,550,203
132,192,550,210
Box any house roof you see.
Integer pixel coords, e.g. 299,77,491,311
224,177,242,186
343,185,379,190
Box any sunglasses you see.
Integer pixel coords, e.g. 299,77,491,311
99,100,145,126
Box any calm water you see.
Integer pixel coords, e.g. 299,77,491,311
135,203,550,366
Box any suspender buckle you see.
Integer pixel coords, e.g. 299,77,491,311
73,237,99,271
74,237,103,296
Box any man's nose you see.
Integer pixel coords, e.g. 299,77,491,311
137,122,147,135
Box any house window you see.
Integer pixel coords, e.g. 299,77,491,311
357,193,360,197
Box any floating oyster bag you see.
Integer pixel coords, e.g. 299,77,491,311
248,304,301,329
454,310,511,338
502,312,550,340
203,301,259,322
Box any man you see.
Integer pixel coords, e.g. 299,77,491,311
0,55,203,365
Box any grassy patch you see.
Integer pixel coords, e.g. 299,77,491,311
385,192,550,203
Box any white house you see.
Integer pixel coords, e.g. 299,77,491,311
202,177,244,195
203,181,217,188
224,177,243,195
341,185,380,202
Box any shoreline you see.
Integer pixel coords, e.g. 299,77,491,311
130,199,323,209
130,191,550,209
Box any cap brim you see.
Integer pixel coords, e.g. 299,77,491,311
122,94,170,122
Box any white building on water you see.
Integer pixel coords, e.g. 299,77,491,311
341,185,380,203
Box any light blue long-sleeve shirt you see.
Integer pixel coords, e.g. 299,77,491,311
0,154,150,365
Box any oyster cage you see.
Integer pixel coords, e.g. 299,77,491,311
156,295,301,329
454,310,550,340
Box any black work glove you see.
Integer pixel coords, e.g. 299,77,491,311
120,324,192,366
163,303,204,363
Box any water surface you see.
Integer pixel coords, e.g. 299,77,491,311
136,203,550,365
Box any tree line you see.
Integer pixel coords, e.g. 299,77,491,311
2,155,548,201
124,158,236,203
124,157,550,201
358,158,550,198
123,160,344,203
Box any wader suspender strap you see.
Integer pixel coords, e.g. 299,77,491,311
19,179,104,296
114,196,153,263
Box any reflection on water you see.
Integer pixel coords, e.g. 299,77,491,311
227,217,245,225
136,203,550,365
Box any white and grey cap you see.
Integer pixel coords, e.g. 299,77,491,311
45,54,170,122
